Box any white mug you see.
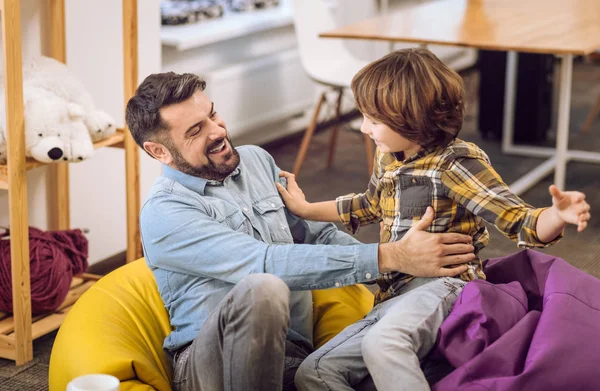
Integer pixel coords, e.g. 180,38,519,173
67,374,120,391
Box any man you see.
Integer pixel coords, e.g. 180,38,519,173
125,72,476,391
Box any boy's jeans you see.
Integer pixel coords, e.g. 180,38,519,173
295,276,466,391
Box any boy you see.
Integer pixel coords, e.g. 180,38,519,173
276,48,590,391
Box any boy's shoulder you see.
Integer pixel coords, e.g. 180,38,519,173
440,138,491,164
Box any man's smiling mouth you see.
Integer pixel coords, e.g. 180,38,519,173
208,140,226,154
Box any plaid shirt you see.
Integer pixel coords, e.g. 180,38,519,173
336,139,561,305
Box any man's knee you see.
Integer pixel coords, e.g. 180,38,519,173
239,273,289,299
237,273,290,316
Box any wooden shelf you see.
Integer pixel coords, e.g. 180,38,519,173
1,0,141,365
0,274,100,361
0,129,126,190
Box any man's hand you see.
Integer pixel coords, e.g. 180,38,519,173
549,185,591,232
378,207,475,276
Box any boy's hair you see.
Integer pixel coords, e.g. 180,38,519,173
125,72,206,151
351,48,465,148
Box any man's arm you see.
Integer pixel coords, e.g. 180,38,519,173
141,195,378,291
142,195,474,290
378,207,473,276
258,146,474,277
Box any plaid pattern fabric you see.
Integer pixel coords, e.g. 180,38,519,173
336,139,561,304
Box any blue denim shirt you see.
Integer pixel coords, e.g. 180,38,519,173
140,145,379,353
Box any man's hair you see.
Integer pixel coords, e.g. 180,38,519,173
351,48,465,148
125,72,206,151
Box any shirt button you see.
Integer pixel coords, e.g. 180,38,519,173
365,273,372,279
270,203,275,207
335,282,341,287
242,207,249,212
387,191,393,196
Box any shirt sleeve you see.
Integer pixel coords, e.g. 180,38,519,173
335,150,383,234
264,151,363,247
141,145,381,292
440,156,562,248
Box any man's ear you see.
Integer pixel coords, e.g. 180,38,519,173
143,140,172,165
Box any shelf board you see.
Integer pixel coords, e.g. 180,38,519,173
0,273,100,360
161,1,293,51
0,128,126,190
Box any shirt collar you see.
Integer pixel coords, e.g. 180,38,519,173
392,144,442,164
162,164,242,196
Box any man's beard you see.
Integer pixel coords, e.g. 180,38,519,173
168,136,240,181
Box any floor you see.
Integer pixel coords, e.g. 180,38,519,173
1,59,599,390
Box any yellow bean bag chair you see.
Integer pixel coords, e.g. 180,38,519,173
49,259,373,390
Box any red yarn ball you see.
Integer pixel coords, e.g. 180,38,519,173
0,227,88,315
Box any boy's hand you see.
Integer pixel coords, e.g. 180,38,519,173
276,171,310,216
549,185,591,232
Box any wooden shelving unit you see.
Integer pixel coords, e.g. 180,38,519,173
0,0,142,365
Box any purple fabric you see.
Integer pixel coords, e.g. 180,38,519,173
432,249,600,391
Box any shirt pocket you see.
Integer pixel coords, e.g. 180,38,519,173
212,201,248,234
253,194,292,244
399,175,433,219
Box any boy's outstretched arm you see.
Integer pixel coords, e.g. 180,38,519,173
536,185,591,242
442,157,591,247
276,171,340,222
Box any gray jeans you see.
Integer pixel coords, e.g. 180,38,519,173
295,277,466,391
172,274,312,391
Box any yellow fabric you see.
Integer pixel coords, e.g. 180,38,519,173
312,285,374,348
49,259,373,390
49,260,172,391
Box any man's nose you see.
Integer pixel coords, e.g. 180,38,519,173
206,120,226,140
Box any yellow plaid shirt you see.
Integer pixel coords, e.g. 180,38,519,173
336,139,561,305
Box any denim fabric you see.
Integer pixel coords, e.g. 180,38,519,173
140,145,380,353
295,277,466,391
172,274,291,391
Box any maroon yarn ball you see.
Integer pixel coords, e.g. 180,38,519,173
0,227,88,315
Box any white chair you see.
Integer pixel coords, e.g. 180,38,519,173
290,0,376,177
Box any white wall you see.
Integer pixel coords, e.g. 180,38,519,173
161,0,476,148
0,0,162,265
161,5,318,147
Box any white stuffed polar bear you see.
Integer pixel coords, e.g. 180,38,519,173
0,56,109,164
23,56,117,142
0,84,94,163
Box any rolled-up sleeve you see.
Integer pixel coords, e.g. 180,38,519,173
441,156,562,248
336,153,383,234
141,195,380,292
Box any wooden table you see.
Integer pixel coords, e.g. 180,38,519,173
321,0,600,195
